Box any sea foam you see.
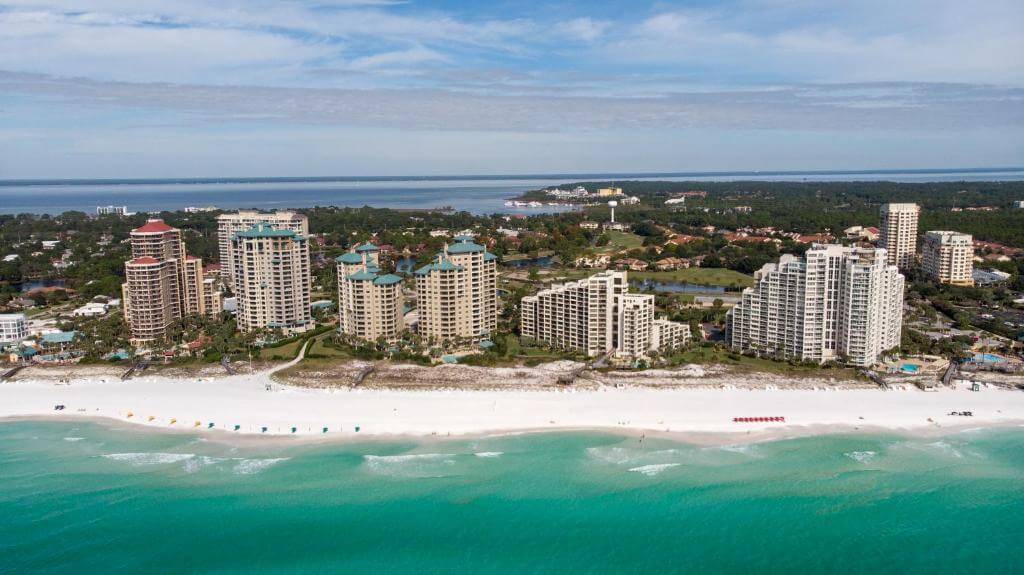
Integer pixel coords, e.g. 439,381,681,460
629,463,681,476
102,452,195,466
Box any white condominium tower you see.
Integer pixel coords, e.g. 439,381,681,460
217,210,308,289
520,270,689,358
922,231,974,286
726,245,904,367
231,225,312,335
121,219,207,343
414,236,498,342
336,242,405,343
879,203,919,269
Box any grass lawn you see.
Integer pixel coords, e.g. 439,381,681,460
631,268,754,288
604,231,644,249
258,338,306,360
306,333,351,359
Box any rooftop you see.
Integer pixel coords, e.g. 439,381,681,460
355,242,379,252
133,220,175,233
237,222,301,235
336,252,363,264
447,241,485,254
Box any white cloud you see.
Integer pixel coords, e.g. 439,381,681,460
557,17,611,42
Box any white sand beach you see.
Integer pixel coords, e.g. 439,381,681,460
2,365,1023,442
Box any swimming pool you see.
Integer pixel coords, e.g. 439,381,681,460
900,363,920,373
973,353,1005,363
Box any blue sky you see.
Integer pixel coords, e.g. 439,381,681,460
0,0,1021,177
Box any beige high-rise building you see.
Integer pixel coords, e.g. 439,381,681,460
922,231,974,286
520,270,689,358
202,278,223,319
121,219,206,344
879,203,919,269
414,236,497,342
336,243,405,343
231,225,312,335
217,211,308,289
726,245,904,367
520,270,625,356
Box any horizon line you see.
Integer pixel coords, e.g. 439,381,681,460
2,166,1023,186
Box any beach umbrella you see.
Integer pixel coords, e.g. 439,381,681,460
170,418,177,424
148,416,155,421
322,427,328,433
234,424,241,431
126,412,134,418
291,427,297,433
208,422,215,428
261,426,268,433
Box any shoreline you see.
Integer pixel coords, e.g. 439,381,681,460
2,366,1022,446
4,413,1021,449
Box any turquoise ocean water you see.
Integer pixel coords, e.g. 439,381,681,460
1,421,1022,574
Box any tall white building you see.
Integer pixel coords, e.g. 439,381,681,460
231,225,312,335
414,236,498,342
726,245,903,367
0,313,28,346
336,243,405,343
879,203,920,269
217,211,308,289
520,270,689,358
922,231,974,286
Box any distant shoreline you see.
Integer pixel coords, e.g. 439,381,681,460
3,166,1023,186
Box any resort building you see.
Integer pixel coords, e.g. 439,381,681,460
0,313,28,346
651,319,690,353
217,210,308,289
414,236,498,343
520,270,689,358
726,245,904,367
231,225,312,335
922,231,974,286
202,278,222,318
336,243,405,343
121,219,206,344
879,203,920,269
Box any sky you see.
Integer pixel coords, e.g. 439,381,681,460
0,0,1022,178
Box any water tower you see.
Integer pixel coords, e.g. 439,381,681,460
608,200,618,223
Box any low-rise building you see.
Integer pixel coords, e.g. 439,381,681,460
0,314,28,347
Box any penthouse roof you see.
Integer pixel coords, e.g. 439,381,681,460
133,220,175,233
446,241,485,254
336,252,364,264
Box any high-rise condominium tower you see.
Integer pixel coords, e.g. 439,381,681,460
121,219,207,343
231,225,312,335
726,244,904,367
217,211,308,289
879,203,920,269
922,231,974,286
520,270,689,358
414,236,497,342
336,243,405,343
